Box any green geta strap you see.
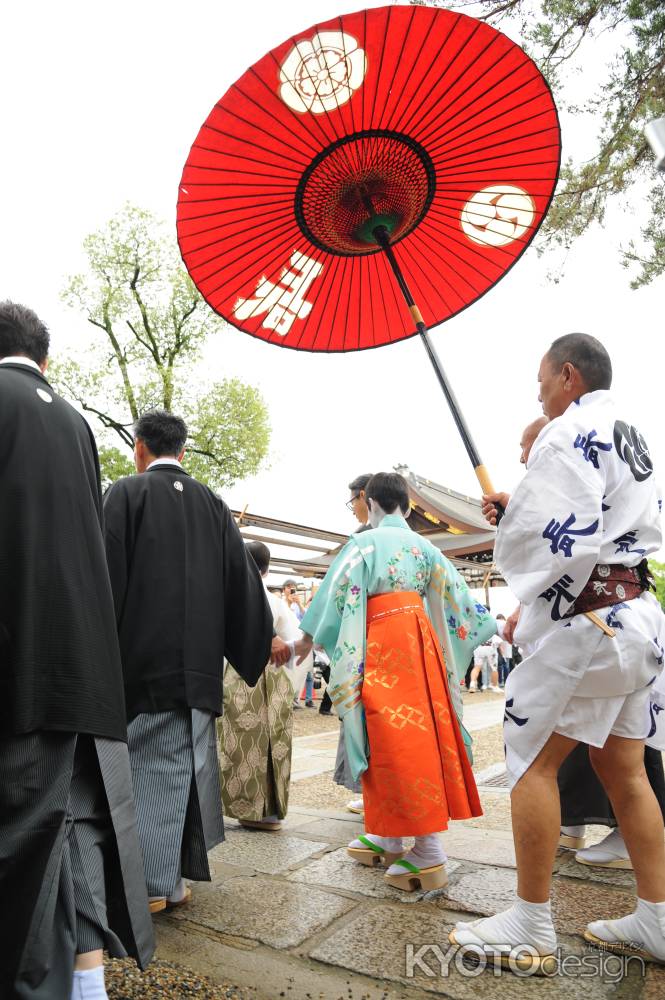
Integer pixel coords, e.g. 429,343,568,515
391,858,422,873
358,835,384,854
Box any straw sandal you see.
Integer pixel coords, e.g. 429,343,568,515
559,832,586,851
448,928,557,975
584,927,665,965
165,886,192,910
576,855,632,870
148,898,167,914
240,819,282,831
384,859,448,891
347,834,404,868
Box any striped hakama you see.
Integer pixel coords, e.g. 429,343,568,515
127,708,224,896
1,732,153,1000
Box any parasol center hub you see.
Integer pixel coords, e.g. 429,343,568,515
295,129,435,256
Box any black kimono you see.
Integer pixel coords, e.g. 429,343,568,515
103,461,272,896
0,361,153,999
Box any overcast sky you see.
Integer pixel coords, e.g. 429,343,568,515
1,0,662,582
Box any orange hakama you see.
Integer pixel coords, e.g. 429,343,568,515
361,590,482,837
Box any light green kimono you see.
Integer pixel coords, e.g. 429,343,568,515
300,514,496,781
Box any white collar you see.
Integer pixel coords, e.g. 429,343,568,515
146,457,183,470
0,356,41,373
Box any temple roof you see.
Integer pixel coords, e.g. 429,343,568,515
232,465,502,588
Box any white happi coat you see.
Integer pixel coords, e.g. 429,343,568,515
495,389,665,786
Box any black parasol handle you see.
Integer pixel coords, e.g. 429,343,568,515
373,224,504,528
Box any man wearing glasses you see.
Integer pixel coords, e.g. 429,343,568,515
346,473,373,528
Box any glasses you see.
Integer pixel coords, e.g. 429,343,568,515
345,494,360,511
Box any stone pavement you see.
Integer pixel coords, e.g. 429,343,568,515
151,795,665,999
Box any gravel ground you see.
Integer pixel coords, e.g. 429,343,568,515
469,723,505,773
290,770,355,810
106,958,256,999
292,708,340,739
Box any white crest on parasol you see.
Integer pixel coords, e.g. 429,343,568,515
461,185,535,247
279,31,366,115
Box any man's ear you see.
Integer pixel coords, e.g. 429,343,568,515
561,362,576,390
39,358,49,374
177,448,186,462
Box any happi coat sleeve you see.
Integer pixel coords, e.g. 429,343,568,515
300,539,368,779
425,547,497,752
494,425,605,646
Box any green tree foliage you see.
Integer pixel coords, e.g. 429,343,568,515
649,560,665,610
54,205,271,490
411,1,665,287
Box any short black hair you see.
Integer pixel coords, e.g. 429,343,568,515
246,540,270,575
284,579,297,588
0,301,50,364
546,333,612,391
366,472,410,515
348,473,373,493
133,409,187,457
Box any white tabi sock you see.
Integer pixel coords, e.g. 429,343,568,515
71,965,108,1000
454,897,557,956
349,833,403,854
587,899,665,961
561,825,586,838
167,877,188,903
386,833,446,875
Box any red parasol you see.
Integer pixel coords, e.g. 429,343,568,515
177,4,560,496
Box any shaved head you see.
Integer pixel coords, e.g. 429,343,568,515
520,416,549,465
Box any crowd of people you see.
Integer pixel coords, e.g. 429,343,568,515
2,300,665,998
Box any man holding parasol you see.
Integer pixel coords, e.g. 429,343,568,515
450,334,665,968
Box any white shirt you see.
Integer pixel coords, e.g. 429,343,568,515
146,457,183,470
0,356,41,372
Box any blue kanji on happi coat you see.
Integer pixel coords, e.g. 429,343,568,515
648,702,664,739
574,429,612,469
606,602,630,630
539,574,576,620
613,530,647,556
542,513,600,557
653,637,664,667
504,698,529,727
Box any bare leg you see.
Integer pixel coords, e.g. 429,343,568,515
74,951,104,971
450,733,577,958
469,665,482,687
590,736,665,902
512,732,578,902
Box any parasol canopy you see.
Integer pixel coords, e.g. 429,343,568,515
177,3,560,353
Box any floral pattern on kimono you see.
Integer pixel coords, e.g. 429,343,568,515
300,515,496,780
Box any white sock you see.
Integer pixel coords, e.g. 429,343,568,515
349,833,403,853
167,877,188,903
386,833,447,875
71,965,108,1000
587,899,665,960
594,828,625,850
454,897,557,956
561,825,586,838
